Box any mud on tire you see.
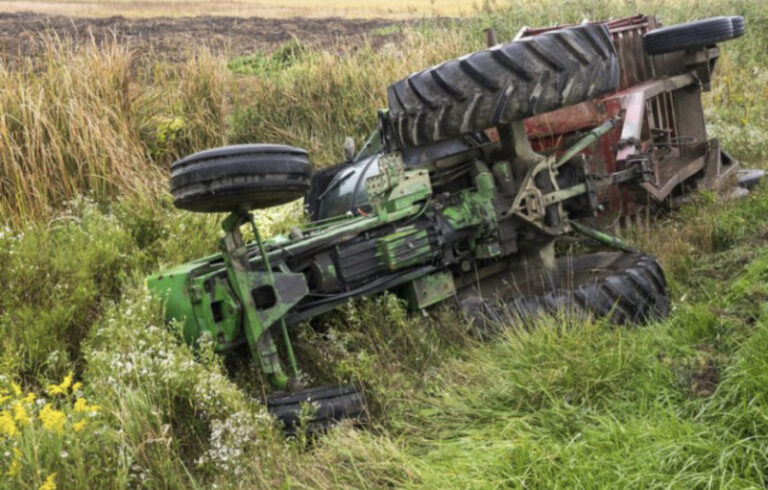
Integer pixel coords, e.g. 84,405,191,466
387,23,620,148
459,252,669,328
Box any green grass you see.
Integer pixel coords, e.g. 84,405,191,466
227,39,307,77
287,186,768,488
1,0,768,488
390,253,768,487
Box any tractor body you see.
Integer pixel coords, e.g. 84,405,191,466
146,14,748,428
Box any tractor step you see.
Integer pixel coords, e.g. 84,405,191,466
267,384,366,433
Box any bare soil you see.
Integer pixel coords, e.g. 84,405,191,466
0,11,402,62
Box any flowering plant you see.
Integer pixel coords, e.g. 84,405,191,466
0,373,100,489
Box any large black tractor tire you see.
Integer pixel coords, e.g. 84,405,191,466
170,144,312,213
387,23,619,148
267,384,365,434
643,16,744,55
459,252,668,328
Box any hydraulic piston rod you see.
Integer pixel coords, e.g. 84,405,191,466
555,118,619,168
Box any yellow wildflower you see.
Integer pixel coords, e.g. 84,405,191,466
22,393,35,405
47,371,73,396
73,398,85,412
71,382,83,393
6,448,21,477
39,472,56,490
0,395,10,406
10,382,22,397
0,411,17,437
12,403,29,426
73,398,98,414
73,419,87,432
39,404,66,435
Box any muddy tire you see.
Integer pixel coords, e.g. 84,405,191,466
459,252,668,328
170,144,311,213
267,384,365,434
387,23,619,148
643,16,744,55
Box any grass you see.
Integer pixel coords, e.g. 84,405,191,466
0,0,767,487
0,40,229,227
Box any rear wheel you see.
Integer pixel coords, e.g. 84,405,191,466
170,144,311,213
387,23,619,148
459,252,669,328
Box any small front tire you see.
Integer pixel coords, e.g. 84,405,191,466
170,144,312,213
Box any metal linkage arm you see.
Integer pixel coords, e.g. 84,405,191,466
220,211,308,390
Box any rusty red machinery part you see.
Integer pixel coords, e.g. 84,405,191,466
521,14,747,222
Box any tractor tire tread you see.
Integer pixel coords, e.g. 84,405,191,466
170,144,311,213
387,23,619,147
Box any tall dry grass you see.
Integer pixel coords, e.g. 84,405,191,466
0,0,468,19
0,37,228,226
228,29,474,163
0,29,473,227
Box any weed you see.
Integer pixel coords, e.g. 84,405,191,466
2,0,768,487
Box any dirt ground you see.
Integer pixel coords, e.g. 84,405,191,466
0,0,461,19
0,11,402,61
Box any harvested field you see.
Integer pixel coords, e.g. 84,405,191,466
0,0,466,18
0,11,403,61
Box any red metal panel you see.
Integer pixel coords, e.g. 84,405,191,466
526,101,613,137
518,14,708,216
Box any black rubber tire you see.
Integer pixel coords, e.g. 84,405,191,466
170,144,311,213
386,23,619,148
737,169,765,190
643,16,744,55
267,384,365,433
459,252,668,328
731,16,745,37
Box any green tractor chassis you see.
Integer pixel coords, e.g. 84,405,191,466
147,115,663,428
143,14,754,428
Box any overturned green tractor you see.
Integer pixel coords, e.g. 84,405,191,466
147,15,749,429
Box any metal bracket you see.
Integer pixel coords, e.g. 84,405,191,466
506,156,574,236
504,118,620,235
365,151,432,220
220,211,308,389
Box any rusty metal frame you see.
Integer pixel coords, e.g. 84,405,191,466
519,14,739,216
